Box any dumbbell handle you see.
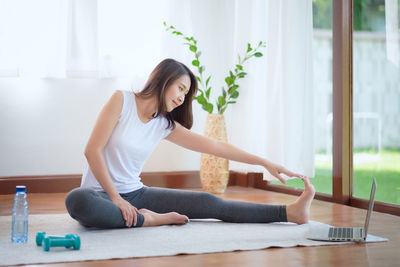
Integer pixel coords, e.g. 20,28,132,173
43,236,80,251
47,238,75,247
47,236,65,240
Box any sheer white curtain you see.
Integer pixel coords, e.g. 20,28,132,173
0,0,68,77
98,0,170,80
385,0,399,67
228,0,314,180
67,0,98,78
0,0,97,78
0,0,187,79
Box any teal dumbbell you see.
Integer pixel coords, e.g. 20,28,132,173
43,234,80,251
35,232,81,251
36,232,66,246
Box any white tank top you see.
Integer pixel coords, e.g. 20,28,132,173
80,90,173,193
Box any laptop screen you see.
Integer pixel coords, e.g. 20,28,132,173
364,178,377,236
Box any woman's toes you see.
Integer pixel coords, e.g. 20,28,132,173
170,212,189,224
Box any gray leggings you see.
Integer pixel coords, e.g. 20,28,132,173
65,186,287,229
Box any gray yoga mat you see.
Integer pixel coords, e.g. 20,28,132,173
0,213,387,266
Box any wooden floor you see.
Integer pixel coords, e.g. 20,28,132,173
1,186,399,267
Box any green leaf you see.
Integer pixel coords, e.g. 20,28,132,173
236,64,243,70
247,43,252,52
196,51,202,58
206,103,213,114
228,85,239,94
196,94,207,106
258,41,262,46
254,52,263,57
189,45,197,52
192,60,200,67
225,77,233,86
231,91,239,99
199,66,205,74
238,54,241,63
222,87,227,98
206,87,211,99
218,96,226,107
228,101,237,104
196,88,204,95
196,76,201,83
163,21,167,26
205,75,211,87
237,72,248,78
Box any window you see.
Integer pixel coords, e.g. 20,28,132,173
265,0,400,216
353,0,400,205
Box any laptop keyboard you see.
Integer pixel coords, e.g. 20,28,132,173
328,227,362,239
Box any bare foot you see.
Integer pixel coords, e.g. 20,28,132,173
286,177,316,224
139,208,189,227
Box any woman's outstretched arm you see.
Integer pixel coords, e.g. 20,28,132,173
165,122,306,184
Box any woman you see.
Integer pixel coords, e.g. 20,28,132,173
66,58,315,228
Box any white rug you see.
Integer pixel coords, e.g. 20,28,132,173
0,214,387,266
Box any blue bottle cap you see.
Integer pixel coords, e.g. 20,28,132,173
16,185,26,193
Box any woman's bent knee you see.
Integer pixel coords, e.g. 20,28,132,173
65,188,95,220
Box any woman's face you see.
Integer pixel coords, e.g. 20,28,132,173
165,75,191,112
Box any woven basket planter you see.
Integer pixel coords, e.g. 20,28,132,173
200,114,229,194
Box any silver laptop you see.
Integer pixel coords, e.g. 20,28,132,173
306,178,376,243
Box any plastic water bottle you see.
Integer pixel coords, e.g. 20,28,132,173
11,185,29,243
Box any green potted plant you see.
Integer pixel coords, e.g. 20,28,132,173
164,22,266,193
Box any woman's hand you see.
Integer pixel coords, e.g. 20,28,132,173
264,161,307,184
112,197,139,227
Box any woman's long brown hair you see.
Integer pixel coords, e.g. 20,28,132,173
135,58,198,130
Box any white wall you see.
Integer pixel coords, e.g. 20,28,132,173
0,77,208,176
